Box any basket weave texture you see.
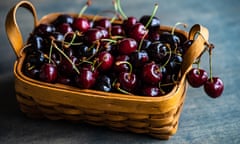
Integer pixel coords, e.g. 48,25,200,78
6,1,209,140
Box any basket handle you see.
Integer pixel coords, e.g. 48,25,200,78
181,24,209,76
5,0,38,58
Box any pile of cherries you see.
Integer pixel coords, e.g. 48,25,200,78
22,1,223,97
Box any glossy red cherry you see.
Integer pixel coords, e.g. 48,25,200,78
75,68,96,89
129,23,148,42
97,51,114,72
118,38,137,55
204,77,224,98
142,62,162,85
187,68,208,88
39,63,57,83
72,17,90,32
118,72,137,92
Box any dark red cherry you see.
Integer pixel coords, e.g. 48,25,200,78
57,23,73,34
113,55,130,73
111,25,125,36
118,72,137,92
72,17,90,32
94,18,111,30
97,51,114,72
75,68,96,89
142,86,164,97
118,38,137,55
187,68,208,88
84,28,103,44
204,77,224,98
129,23,148,42
59,56,79,76
39,63,57,83
142,62,162,85
123,16,137,33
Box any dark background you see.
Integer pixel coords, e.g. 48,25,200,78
1,0,240,143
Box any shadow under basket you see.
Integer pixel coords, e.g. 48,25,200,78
6,1,209,140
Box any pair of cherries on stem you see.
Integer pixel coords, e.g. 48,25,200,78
187,32,224,98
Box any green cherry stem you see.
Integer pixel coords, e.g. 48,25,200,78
115,61,133,74
171,22,187,35
160,44,172,68
78,0,92,17
116,0,127,19
48,44,53,64
51,40,80,74
145,3,159,29
208,44,215,82
112,80,133,95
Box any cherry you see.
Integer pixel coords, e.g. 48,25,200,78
142,86,165,97
142,62,162,85
52,14,74,26
129,50,149,68
111,25,125,36
34,24,56,36
116,61,137,93
122,16,137,34
94,75,113,92
113,55,130,73
72,17,90,32
75,68,96,89
27,35,44,51
59,56,79,76
23,64,40,79
139,15,160,31
57,74,74,86
129,23,148,42
94,18,111,30
204,77,224,98
187,68,208,88
118,38,137,55
84,28,103,44
147,41,169,64
96,26,109,39
96,51,114,72
166,54,183,74
39,63,58,83
77,44,98,58
57,23,73,34
118,72,137,92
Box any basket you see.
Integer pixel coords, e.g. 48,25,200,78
5,1,209,140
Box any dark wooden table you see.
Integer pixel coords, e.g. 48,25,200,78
1,0,239,143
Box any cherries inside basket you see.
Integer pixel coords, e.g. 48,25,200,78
22,0,223,98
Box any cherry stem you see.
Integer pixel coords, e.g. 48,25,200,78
115,61,133,74
101,38,117,44
51,40,80,74
209,45,213,82
171,22,187,35
145,3,159,29
112,80,133,95
78,0,92,17
116,0,127,19
161,44,172,68
48,44,53,64
194,31,215,82
138,30,149,51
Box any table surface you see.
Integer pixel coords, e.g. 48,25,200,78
1,0,240,144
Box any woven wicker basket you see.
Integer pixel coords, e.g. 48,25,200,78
6,1,209,140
